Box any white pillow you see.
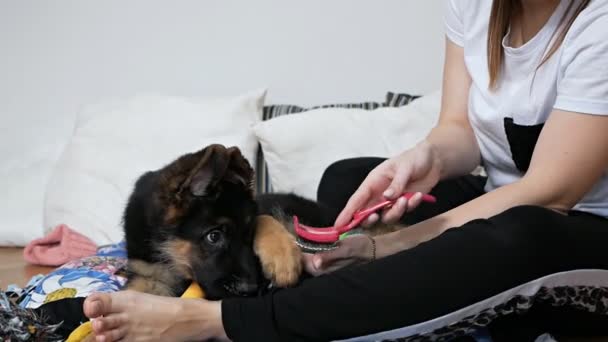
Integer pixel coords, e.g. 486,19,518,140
44,89,266,245
254,91,442,200
0,114,76,246
0,145,66,246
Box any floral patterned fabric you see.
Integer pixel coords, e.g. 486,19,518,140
18,241,128,309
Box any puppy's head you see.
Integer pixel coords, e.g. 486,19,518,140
125,144,264,299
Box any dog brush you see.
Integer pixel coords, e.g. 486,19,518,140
294,192,437,253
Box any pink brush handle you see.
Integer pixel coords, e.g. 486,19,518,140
294,216,342,243
294,192,437,243
342,192,436,233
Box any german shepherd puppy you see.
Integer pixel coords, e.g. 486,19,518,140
122,144,306,299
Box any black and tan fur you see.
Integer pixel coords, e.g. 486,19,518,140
122,144,302,299
122,143,397,301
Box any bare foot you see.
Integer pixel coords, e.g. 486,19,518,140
83,290,227,342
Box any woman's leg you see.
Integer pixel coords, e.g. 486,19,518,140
401,173,487,224
317,157,487,223
317,157,386,219
222,206,608,342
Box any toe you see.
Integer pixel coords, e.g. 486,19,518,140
84,294,107,319
84,292,130,319
97,327,127,342
92,313,127,334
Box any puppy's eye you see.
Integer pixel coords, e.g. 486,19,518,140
205,229,223,245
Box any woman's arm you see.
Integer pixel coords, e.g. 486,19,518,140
334,38,480,228
376,108,608,258
311,38,483,273
425,38,481,180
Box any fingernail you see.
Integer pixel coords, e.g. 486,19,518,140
383,189,394,198
313,257,322,270
398,197,407,207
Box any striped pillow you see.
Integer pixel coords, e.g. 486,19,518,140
384,92,421,107
262,101,382,120
255,93,419,194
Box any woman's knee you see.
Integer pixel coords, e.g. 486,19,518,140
319,159,354,185
487,205,558,235
441,205,557,255
320,158,383,183
317,157,385,211
496,205,552,220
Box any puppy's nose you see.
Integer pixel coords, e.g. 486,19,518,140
235,281,259,295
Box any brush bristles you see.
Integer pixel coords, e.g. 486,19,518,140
295,237,338,253
266,206,339,253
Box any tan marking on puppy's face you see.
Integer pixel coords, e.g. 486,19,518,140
159,239,196,278
126,276,175,297
126,259,185,296
163,205,181,225
128,259,179,280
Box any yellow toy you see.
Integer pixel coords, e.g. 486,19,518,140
66,282,205,342
180,281,205,299
66,321,93,342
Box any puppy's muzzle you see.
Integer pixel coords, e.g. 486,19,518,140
223,275,260,296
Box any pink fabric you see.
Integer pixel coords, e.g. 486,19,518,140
23,224,98,266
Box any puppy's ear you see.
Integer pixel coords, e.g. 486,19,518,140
224,146,255,192
176,144,231,199
153,144,232,226
152,144,254,226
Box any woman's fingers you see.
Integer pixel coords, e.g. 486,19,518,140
302,253,319,275
381,196,408,224
381,192,425,224
406,192,424,213
383,165,411,200
343,191,426,227
362,213,380,227
302,241,352,276
335,162,417,227
334,178,377,227
302,236,372,275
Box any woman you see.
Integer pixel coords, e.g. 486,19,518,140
84,0,608,341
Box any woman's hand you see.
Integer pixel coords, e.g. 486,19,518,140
306,141,442,276
302,234,375,276
335,141,442,228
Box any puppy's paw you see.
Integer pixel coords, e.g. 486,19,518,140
254,215,302,287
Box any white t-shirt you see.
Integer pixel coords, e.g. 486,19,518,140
445,0,608,217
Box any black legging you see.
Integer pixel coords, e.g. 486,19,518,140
316,157,488,224
223,158,608,342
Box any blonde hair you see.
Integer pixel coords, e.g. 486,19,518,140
487,0,591,90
